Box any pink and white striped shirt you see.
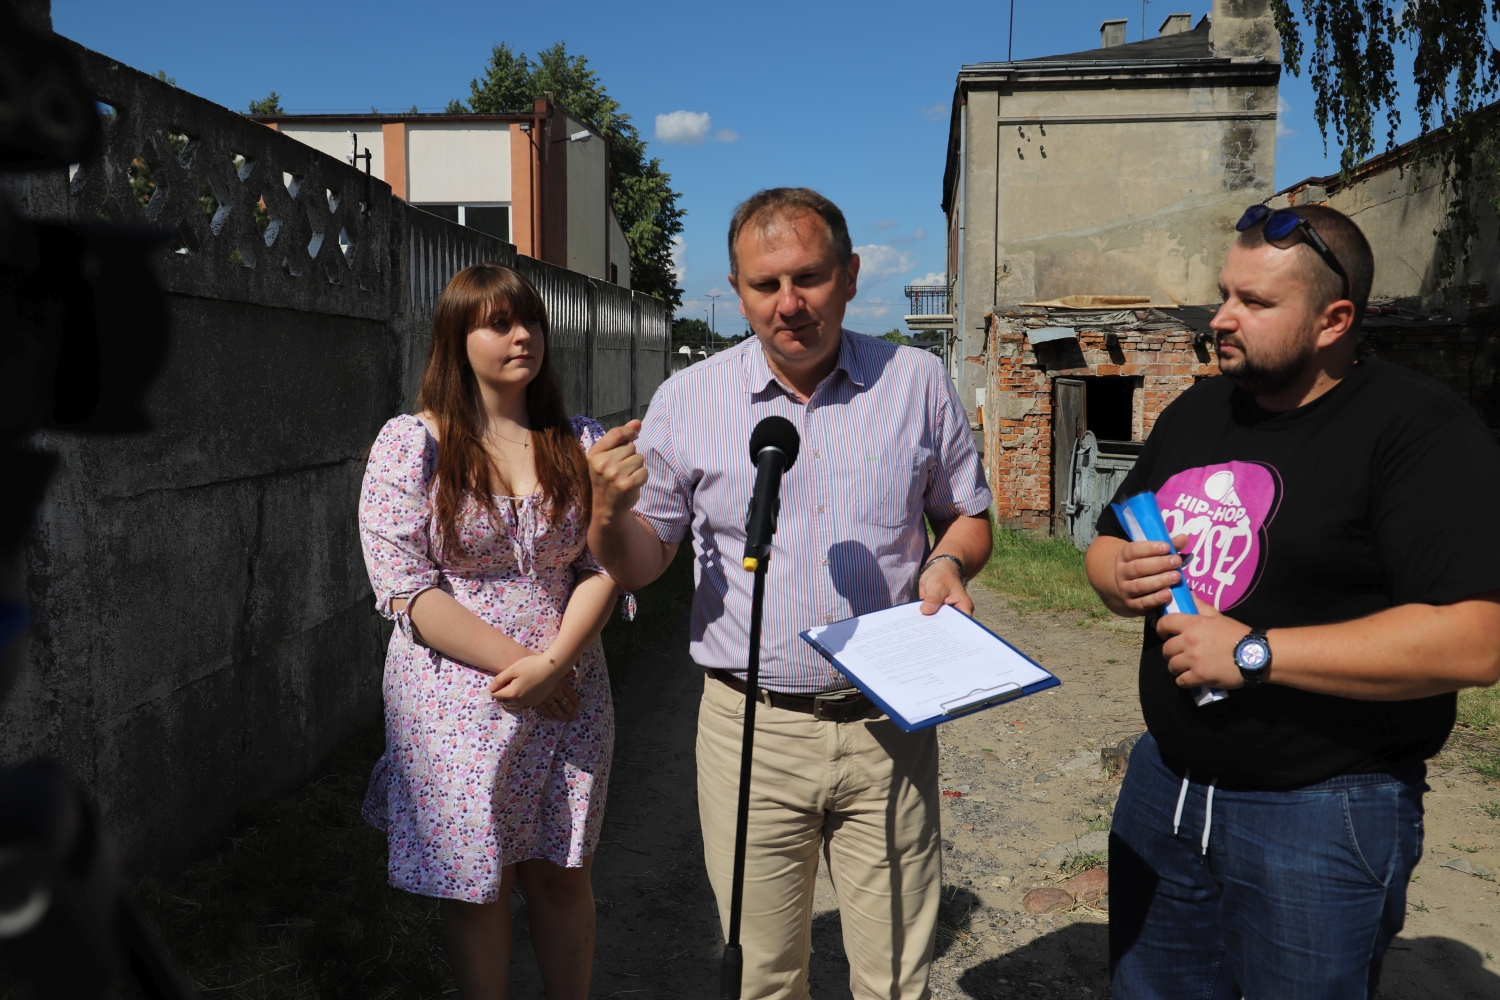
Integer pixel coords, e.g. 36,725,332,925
634,330,992,693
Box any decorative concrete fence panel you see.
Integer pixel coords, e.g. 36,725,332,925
5,37,672,869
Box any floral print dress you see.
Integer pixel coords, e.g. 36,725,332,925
358,413,626,903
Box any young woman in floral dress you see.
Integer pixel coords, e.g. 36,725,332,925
358,263,625,999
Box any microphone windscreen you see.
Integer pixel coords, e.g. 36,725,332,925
748,415,800,470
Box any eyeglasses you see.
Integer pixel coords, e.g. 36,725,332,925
1236,204,1350,301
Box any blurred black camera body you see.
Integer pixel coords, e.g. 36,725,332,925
1,2,188,997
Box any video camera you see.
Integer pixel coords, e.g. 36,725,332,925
0,2,191,996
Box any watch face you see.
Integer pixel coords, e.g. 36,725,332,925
1237,638,1270,671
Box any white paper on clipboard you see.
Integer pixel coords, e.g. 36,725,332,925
802,603,1054,728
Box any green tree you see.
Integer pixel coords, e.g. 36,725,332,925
455,42,685,305
248,91,283,115
672,317,711,349
879,328,910,344
1269,0,1500,300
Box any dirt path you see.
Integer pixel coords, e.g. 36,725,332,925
510,584,1500,998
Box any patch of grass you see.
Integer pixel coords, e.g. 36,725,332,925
1482,802,1500,820
1059,851,1107,877
127,727,450,999
1441,682,1500,780
978,525,1108,619
935,884,979,958
1459,684,1500,733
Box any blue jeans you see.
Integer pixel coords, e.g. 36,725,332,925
1109,733,1426,1000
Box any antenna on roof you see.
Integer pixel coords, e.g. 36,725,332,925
1008,0,1015,60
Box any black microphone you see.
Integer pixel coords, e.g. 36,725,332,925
742,416,801,572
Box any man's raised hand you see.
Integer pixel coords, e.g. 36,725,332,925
588,420,647,521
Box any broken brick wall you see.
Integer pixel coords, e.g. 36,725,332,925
984,311,1219,535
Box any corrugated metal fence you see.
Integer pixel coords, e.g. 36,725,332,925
402,205,670,428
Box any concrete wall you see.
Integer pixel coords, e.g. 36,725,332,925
564,113,609,279
279,123,388,182
407,122,512,204
609,209,632,288
6,43,671,870
991,96,1276,306
1274,156,1500,309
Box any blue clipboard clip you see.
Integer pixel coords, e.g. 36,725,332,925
941,683,1022,716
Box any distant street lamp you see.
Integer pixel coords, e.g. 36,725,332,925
706,293,722,355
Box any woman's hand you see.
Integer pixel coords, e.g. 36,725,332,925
488,653,579,721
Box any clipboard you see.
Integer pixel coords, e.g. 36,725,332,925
799,602,1060,732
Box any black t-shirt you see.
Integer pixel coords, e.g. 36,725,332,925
1097,357,1500,790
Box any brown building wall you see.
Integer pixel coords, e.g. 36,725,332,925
380,122,406,200
985,312,1218,534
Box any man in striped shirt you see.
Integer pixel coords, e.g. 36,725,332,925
587,188,992,1000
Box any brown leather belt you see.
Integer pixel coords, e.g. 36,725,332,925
707,669,878,723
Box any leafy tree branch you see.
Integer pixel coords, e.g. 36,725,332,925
1269,0,1500,303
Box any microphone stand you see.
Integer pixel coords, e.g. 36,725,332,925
720,554,768,1000
720,418,797,1000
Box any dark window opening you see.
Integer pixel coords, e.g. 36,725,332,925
415,203,458,223
412,204,509,243
465,206,510,242
610,262,619,284
1083,376,1135,442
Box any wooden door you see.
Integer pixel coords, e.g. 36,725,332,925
1052,378,1086,534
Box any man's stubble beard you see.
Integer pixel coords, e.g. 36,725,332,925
1216,323,1318,396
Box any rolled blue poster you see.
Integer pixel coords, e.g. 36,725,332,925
1110,491,1228,706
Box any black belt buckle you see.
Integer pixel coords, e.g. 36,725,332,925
812,689,863,722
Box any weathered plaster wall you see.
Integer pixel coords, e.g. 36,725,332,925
992,82,1278,307
958,89,1000,423
985,311,1217,533
565,114,609,281
1276,162,1500,309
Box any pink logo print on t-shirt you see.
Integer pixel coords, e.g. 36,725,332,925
1156,462,1281,611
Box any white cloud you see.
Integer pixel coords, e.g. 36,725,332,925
915,271,946,286
853,243,916,283
874,219,899,230
656,110,713,145
921,103,948,121
1276,93,1295,139
846,299,895,320
889,226,927,246
670,234,687,284
715,128,739,143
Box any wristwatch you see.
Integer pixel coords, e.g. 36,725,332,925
1233,630,1272,688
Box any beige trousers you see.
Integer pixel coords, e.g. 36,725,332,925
696,674,942,1000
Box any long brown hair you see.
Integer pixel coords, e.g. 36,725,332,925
418,264,591,558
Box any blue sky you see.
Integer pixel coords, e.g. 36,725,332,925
55,1,1429,334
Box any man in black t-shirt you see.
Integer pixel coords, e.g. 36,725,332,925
1085,204,1500,1000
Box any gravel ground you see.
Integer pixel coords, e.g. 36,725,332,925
505,582,1500,999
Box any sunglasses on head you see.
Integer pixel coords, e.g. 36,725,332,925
1236,204,1350,301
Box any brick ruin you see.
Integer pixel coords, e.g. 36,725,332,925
982,303,1500,538
983,307,1217,535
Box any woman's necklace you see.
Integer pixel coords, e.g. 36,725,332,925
487,428,531,449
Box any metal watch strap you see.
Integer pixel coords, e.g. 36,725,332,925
921,553,966,585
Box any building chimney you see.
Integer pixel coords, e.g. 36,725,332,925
1100,18,1128,47
1158,13,1192,35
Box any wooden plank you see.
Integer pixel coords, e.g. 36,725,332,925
1053,378,1087,533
